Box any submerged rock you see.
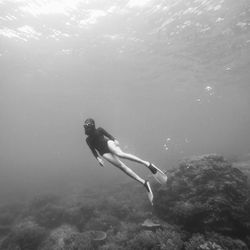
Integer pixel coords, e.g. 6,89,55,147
154,154,250,239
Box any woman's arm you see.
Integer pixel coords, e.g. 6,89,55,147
86,138,98,158
99,127,116,140
86,138,104,167
99,127,119,145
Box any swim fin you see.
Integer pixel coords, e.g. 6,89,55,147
153,170,168,184
148,163,168,184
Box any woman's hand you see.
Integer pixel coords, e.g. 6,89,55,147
97,157,104,167
114,139,119,146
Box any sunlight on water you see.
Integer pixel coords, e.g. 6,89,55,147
19,0,83,16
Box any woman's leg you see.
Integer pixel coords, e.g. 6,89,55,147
107,140,150,167
102,152,154,205
102,153,145,185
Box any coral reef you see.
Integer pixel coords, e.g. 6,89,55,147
141,219,162,230
39,225,107,250
0,217,46,250
63,203,95,231
29,194,61,210
99,221,183,250
39,224,93,250
28,194,96,230
34,204,65,229
0,202,24,227
84,230,107,241
154,154,250,242
185,232,248,250
126,228,183,250
1,154,249,249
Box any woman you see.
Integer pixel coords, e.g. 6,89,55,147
84,118,160,205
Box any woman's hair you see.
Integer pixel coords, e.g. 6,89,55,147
84,118,95,126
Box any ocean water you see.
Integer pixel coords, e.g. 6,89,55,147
0,0,250,203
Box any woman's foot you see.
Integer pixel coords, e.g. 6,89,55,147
144,180,154,205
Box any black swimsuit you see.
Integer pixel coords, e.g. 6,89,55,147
86,127,115,158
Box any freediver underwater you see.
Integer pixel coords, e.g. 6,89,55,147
84,118,167,205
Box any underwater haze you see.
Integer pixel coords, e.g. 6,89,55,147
0,0,250,202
